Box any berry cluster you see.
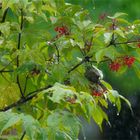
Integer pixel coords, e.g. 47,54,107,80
109,56,135,72
92,90,103,97
123,56,135,67
55,25,69,38
109,61,121,72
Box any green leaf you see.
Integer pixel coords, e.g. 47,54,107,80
92,105,108,130
100,80,113,90
104,47,118,60
119,95,133,114
46,83,77,103
104,32,113,44
108,12,128,19
21,114,41,140
47,110,80,140
0,22,10,37
95,49,105,63
107,90,121,113
0,112,20,134
114,28,126,38
133,64,140,79
48,64,67,83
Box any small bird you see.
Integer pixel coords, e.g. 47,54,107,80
84,65,107,92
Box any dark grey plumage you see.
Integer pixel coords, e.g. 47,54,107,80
84,66,100,83
84,66,107,91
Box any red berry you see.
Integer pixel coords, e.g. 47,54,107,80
109,61,121,72
92,90,102,97
123,56,135,67
137,43,140,48
54,25,69,37
54,26,59,31
99,13,107,20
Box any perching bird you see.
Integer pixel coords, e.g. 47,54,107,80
84,65,107,91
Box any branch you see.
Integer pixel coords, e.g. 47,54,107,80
20,131,26,140
16,9,24,98
0,58,16,72
0,3,2,9
0,85,51,112
115,40,140,45
68,56,92,73
1,8,9,23
0,73,11,83
0,70,13,73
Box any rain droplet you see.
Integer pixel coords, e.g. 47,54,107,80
117,112,119,116
108,121,111,127
84,136,87,140
113,104,116,106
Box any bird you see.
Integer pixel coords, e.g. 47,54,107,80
84,65,107,92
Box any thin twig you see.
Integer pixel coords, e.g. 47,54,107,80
20,131,26,140
115,40,140,45
0,73,10,83
1,8,9,23
54,43,60,63
0,58,16,72
0,3,2,9
16,9,24,98
68,56,92,74
0,70,13,73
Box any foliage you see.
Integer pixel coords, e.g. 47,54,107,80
0,0,140,139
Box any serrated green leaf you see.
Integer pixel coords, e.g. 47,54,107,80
47,110,80,140
0,112,20,134
21,114,41,140
47,83,77,103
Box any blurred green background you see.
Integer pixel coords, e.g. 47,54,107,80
66,0,140,96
